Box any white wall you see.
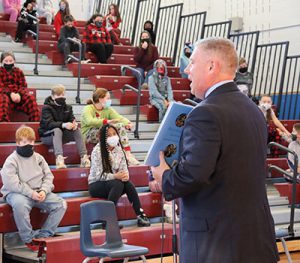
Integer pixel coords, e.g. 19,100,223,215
161,0,300,55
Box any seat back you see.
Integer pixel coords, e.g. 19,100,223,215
80,200,123,255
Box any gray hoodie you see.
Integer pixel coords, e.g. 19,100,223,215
1,151,54,199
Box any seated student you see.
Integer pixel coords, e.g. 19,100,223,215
39,85,90,169
2,0,21,22
58,15,88,64
148,59,174,122
81,88,139,166
259,94,291,156
103,4,122,45
134,30,159,86
234,57,253,96
14,0,37,42
0,51,40,122
0,126,67,251
143,20,156,45
37,0,54,25
179,42,193,79
286,123,300,183
88,124,150,227
83,14,113,64
54,0,71,36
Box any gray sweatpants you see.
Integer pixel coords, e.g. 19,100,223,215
41,128,87,157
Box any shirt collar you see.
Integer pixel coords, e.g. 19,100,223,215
204,80,233,98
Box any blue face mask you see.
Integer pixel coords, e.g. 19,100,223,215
103,99,112,109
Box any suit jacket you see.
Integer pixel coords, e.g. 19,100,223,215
162,82,279,263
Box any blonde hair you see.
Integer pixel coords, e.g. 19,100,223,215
195,37,238,75
51,84,65,96
87,88,108,104
15,126,36,143
239,57,247,65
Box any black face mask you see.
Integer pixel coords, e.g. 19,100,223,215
239,67,248,73
291,134,297,141
17,144,34,158
141,38,150,44
95,21,102,28
185,52,191,58
3,63,14,71
55,97,66,106
144,27,153,32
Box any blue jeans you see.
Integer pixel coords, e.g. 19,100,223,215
6,192,67,243
135,68,155,84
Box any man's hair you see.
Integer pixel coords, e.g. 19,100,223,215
239,57,247,65
16,126,36,143
195,37,238,75
51,84,65,96
293,123,300,133
64,15,74,23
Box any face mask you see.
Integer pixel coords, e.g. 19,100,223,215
291,133,297,141
55,97,66,106
17,144,34,158
260,103,271,111
3,63,14,71
157,67,165,76
107,135,119,147
60,5,66,11
185,52,191,58
141,38,150,44
95,21,102,28
103,99,112,109
239,67,248,73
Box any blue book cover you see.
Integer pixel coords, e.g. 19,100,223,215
144,102,194,167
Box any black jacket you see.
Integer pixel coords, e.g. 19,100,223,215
162,82,279,263
58,26,80,45
39,96,75,136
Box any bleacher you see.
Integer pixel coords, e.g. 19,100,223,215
0,1,300,262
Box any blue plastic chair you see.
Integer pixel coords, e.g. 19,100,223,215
80,200,149,263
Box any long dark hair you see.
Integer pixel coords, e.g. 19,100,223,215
139,30,153,56
86,14,103,26
98,124,128,177
108,4,121,22
59,0,71,20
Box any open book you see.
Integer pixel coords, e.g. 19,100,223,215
144,102,194,167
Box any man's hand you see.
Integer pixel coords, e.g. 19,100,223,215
32,191,41,201
151,151,170,185
38,190,46,202
63,122,73,130
72,120,78,130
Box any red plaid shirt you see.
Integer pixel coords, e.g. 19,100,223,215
0,66,28,95
82,23,112,44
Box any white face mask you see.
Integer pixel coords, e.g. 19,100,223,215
107,135,119,147
260,103,271,111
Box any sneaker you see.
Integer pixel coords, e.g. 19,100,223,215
81,59,91,64
65,57,73,64
141,83,148,89
137,214,151,227
80,154,91,168
125,152,140,166
56,155,67,169
25,242,39,252
164,203,179,224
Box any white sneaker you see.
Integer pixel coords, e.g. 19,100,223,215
164,203,179,224
56,155,67,169
81,59,91,64
80,154,91,168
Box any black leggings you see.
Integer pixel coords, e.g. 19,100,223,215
87,43,113,63
89,179,142,216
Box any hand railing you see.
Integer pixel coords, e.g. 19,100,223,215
25,13,39,75
121,65,143,139
67,37,82,104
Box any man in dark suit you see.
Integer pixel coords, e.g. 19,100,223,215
151,38,279,263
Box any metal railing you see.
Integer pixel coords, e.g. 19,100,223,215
201,20,232,39
121,65,143,139
253,41,289,109
154,3,183,59
67,37,83,104
118,0,139,39
230,31,260,74
173,11,206,66
279,55,300,119
268,142,299,263
25,13,39,75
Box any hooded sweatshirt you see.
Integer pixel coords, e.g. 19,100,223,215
39,96,75,136
179,43,193,78
148,59,174,102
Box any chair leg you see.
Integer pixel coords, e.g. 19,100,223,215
281,237,293,263
140,255,147,262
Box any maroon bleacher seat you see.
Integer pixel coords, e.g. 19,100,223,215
274,183,300,204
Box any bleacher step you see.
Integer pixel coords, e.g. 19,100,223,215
0,41,32,53
26,75,87,85
271,206,300,224
24,70,73,77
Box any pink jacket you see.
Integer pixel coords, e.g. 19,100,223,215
2,0,21,10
